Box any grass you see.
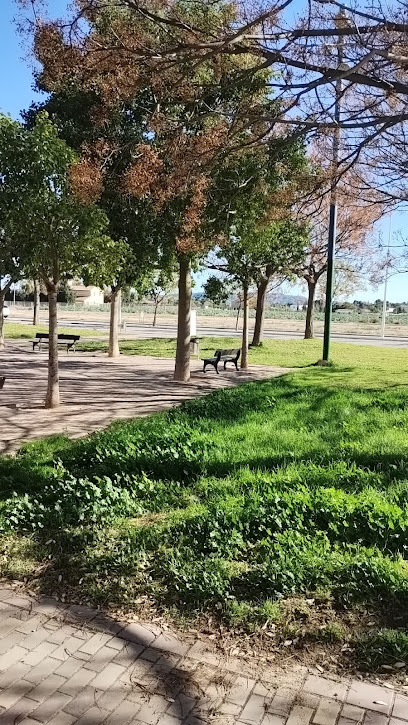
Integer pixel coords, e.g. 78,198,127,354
78,336,408,388
4,322,103,339
1,339,408,669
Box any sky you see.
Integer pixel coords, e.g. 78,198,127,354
1,0,407,303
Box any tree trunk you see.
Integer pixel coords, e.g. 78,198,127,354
153,301,158,327
0,292,5,351
252,275,269,346
304,280,317,339
0,281,12,350
235,304,241,331
45,284,60,409
33,279,40,326
241,283,249,370
174,255,191,382
109,288,121,358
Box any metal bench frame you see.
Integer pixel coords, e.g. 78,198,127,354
202,348,241,374
32,333,80,353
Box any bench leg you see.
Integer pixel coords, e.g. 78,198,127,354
234,360,239,371
215,362,219,374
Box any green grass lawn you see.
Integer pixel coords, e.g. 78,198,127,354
2,339,408,669
79,336,408,388
5,322,103,339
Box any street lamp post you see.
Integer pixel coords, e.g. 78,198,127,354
321,10,350,363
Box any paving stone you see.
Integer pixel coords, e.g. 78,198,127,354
0,644,28,671
347,681,393,714
98,682,132,712
0,679,34,709
303,675,348,702
78,632,113,655
59,668,96,696
119,623,157,648
21,640,59,666
152,633,189,656
0,630,26,655
25,656,61,684
63,686,101,717
253,682,276,699
225,675,256,707
390,719,408,725
313,698,341,725
363,713,389,725
104,698,140,725
1,594,34,610
166,693,197,720
91,663,126,690
296,693,320,709
47,713,76,725
16,719,40,725
219,701,242,716
338,719,359,725
20,625,53,650
74,705,111,724
0,617,21,639
139,648,162,664
30,691,73,722
45,626,77,646
0,697,37,725
262,715,286,725
112,644,145,668
28,674,67,703
15,615,45,635
286,705,314,725
154,716,182,725
83,644,118,672
393,695,408,720
54,655,86,678
64,604,98,624
239,694,268,724
52,636,90,661
0,661,31,689
341,704,365,721
32,597,67,617
268,689,297,716
133,704,161,724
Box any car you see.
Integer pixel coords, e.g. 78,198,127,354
3,305,10,319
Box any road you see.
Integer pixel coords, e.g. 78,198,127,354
12,316,408,347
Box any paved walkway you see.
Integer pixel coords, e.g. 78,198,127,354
0,345,289,454
0,585,406,725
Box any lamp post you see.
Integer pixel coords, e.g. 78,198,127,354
321,9,350,363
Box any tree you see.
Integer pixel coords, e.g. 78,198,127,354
213,218,307,368
23,0,408,206
24,89,171,360
0,112,119,407
298,185,381,338
28,0,304,383
203,276,231,307
145,271,177,327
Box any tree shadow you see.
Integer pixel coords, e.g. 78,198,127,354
0,587,217,723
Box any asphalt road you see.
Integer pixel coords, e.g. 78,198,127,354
13,316,408,347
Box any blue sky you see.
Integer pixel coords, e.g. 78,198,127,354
1,0,407,302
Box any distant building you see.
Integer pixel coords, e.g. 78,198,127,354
69,284,104,306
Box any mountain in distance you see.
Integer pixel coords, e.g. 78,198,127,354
268,292,308,305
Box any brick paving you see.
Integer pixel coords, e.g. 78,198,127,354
0,586,406,724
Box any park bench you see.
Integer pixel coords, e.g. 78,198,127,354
32,333,80,353
202,348,241,374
